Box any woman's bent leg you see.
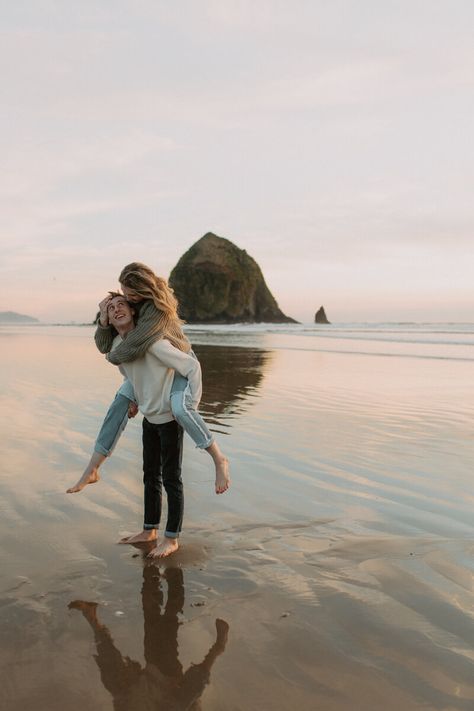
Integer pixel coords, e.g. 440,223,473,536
67,392,133,494
170,373,230,495
95,393,133,456
169,372,214,449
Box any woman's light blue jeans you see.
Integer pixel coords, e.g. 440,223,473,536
94,372,214,457
169,372,214,450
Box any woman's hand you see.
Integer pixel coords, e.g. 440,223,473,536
128,402,139,419
98,295,112,327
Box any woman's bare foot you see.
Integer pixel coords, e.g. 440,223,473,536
118,529,157,544
67,469,100,494
68,600,99,623
215,457,230,495
67,452,106,494
147,538,179,559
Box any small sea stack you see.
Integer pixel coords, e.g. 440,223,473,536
315,306,330,324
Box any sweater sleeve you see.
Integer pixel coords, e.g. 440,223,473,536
149,340,202,405
94,324,115,353
107,301,163,364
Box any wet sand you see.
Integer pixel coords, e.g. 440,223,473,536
0,326,473,710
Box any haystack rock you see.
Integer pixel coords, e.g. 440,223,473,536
315,306,330,324
169,233,297,324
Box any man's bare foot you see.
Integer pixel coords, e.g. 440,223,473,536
67,469,100,494
215,457,230,495
147,537,179,559
118,529,157,544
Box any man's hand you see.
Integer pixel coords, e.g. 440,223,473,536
98,295,112,327
128,402,139,419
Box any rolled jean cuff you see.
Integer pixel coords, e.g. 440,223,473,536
165,530,180,539
143,523,159,530
94,443,110,457
195,433,214,450
170,390,214,449
194,432,216,449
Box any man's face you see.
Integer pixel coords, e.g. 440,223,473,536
107,296,134,330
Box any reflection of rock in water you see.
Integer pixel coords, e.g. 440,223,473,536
192,345,272,429
69,564,229,711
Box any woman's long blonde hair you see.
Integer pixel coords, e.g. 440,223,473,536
119,262,190,352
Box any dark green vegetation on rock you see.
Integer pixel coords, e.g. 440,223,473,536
0,311,38,323
169,233,297,324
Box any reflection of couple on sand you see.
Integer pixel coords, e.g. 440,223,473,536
69,564,229,710
67,262,230,559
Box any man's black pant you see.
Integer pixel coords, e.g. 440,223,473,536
142,418,184,537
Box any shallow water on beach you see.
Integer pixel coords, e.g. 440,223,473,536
0,325,473,710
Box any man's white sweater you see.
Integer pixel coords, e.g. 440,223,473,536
112,335,202,424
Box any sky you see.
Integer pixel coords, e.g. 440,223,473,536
0,0,473,323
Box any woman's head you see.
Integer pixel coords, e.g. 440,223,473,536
119,262,159,303
119,261,181,316
118,262,189,351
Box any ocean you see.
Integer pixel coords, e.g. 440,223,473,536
185,321,474,358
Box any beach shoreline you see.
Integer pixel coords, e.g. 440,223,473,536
0,326,473,710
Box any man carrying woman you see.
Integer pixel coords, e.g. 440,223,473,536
67,263,231,557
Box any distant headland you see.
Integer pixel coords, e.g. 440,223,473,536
0,311,39,323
